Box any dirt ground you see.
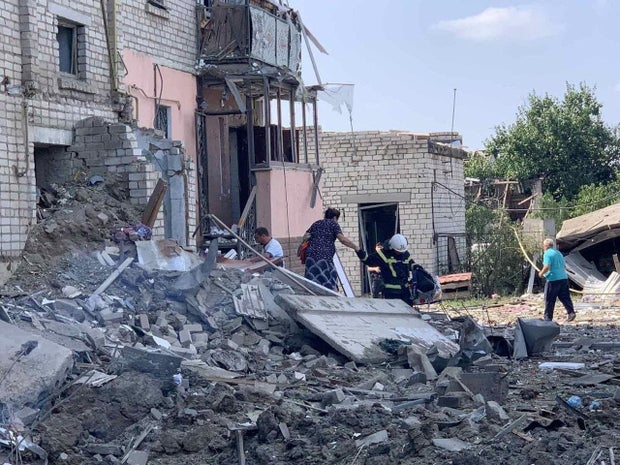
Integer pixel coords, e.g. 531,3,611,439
0,180,618,465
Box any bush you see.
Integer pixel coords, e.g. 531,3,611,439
467,207,529,297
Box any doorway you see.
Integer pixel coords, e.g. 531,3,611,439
358,203,400,294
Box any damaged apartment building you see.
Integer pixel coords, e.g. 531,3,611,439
0,0,468,295
0,0,201,277
0,0,326,277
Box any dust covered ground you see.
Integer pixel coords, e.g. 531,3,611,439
0,180,618,465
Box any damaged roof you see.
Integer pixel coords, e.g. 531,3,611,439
556,202,620,250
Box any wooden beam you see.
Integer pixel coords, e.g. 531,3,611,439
142,179,167,228
238,185,257,229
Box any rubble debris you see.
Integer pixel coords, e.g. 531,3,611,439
0,180,618,465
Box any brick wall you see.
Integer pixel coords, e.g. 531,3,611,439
118,0,197,74
1,0,199,259
69,117,166,239
0,1,33,258
317,130,467,295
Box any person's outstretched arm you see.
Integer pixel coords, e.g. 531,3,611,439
337,233,359,252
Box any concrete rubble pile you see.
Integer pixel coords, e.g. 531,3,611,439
0,181,619,465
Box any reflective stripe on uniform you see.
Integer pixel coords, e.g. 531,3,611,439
376,249,414,281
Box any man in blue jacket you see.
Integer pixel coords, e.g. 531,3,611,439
538,238,576,322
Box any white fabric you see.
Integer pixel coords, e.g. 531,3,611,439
317,84,354,114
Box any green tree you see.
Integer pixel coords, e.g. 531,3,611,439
466,206,528,297
486,83,620,201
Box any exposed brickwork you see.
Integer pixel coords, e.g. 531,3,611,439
1,0,199,257
317,130,467,295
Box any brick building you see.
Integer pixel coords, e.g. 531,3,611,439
1,0,467,294
316,130,468,295
0,0,200,275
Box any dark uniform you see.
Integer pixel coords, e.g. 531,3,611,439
356,247,415,305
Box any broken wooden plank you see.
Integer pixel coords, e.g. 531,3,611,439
92,257,134,296
235,430,246,465
141,179,167,228
237,186,256,229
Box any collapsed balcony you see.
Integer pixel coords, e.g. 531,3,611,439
195,1,323,254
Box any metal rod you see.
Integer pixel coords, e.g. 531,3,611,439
289,85,297,163
312,99,320,166
263,77,271,164
245,79,255,175
451,88,457,135
208,214,317,295
276,86,284,161
302,97,308,164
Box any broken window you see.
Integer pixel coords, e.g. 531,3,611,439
57,23,77,75
155,105,171,138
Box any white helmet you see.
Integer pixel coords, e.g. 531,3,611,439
389,234,408,252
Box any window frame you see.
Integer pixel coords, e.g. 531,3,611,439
57,21,78,75
155,104,172,139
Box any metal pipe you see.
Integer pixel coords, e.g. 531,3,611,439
263,78,271,164
312,99,320,166
245,80,255,176
289,85,297,163
301,97,308,164
276,86,283,161
13,100,30,178
208,214,317,295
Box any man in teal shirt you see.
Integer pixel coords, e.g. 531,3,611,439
538,238,576,322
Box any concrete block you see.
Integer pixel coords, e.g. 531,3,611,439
460,371,509,403
97,309,124,325
322,388,345,406
137,314,150,331
178,329,192,348
86,443,122,456
275,295,458,364
14,406,39,425
125,450,149,465
486,401,510,422
183,323,203,333
120,346,182,379
168,345,197,357
0,321,74,408
437,394,465,408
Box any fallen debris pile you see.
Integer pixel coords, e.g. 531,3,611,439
0,180,619,465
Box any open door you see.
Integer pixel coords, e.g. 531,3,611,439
358,203,400,295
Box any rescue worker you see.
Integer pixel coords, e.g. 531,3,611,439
355,234,416,305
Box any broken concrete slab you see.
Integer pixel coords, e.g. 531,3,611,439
513,318,560,359
119,346,183,379
125,449,149,465
355,430,389,447
274,295,458,364
460,371,509,403
432,437,472,452
0,321,73,408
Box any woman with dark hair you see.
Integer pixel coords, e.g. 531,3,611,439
304,207,360,290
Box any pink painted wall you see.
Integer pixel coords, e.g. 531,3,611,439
256,166,324,237
121,50,197,162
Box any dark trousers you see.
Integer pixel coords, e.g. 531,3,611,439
544,279,574,320
384,288,414,306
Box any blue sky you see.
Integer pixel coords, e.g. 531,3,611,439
288,0,620,151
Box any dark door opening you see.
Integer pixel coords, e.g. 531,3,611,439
358,203,400,295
